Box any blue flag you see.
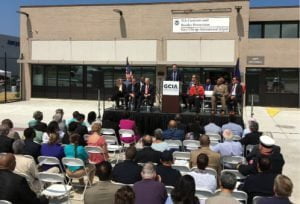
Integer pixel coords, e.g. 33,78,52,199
125,57,132,75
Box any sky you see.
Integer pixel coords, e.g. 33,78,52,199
0,0,299,37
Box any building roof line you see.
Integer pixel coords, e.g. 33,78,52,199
250,5,300,9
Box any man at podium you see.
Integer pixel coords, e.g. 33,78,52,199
166,64,183,82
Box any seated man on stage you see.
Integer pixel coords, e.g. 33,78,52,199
211,77,228,114
188,79,205,113
111,78,126,109
138,78,155,111
125,77,140,111
227,77,243,114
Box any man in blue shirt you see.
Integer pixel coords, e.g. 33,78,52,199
163,120,185,141
221,115,243,136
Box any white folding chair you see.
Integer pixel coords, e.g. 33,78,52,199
0,201,12,204
38,156,64,173
24,155,34,160
183,140,200,151
221,156,246,169
233,135,241,141
119,129,136,146
38,172,72,203
173,151,191,161
165,140,182,150
221,169,246,181
171,165,191,175
165,185,174,196
85,146,107,164
104,135,122,163
190,167,217,178
62,157,92,200
101,128,116,135
252,196,264,204
195,188,214,201
207,133,222,142
110,180,133,187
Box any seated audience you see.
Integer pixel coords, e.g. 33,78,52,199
165,175,199,204
74,113,88,146
240,121,262,146
133,162,167,204
151,128,169,152
40,132,65,171
119,111,140,144
227,77,243,114
206,172,239,204
1,119,20,140
111,78,126,108
156,150,181,187
211,129,243,156
188,79,204,113
42,121,60,144
22,127,41,162
204,115,222,135
185,115,205,140
66,111,79,128
115,186,135,204
188,153,217,192
0,124,14,153
64,133,95,185
211,77,228,114
242,118,257,137
52,108,66,133
190,135,221,173
238,136,285,176
12,139,40,192
221,115,243,137
85,161,120,204
87,111,97,132
87,122,109,164
0,153,48,204
62,121,78,144
240,157,277,203
112,147,142,184
257,174,293,204
138,77,155,111
134,135,162,164
163,120,185,141
28,111,47,132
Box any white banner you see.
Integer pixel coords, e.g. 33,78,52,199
173,17,230,33
163,81,180,96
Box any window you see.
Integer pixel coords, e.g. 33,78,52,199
264,23,281,38
249,23,262,38
32,65,44,86
249,21,299,38
282,23,298,38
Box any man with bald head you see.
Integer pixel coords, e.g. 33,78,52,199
190,135,221,173
0,153,47,204
134,135,162,164
162,120,185,141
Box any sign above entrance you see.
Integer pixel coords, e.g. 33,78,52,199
247,56,265,65
173,17,230,33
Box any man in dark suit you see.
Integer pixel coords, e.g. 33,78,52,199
0,153,48,204
22,128,41,162
0,125,14,153
74,113,88,146
166,64,183,81
134,135,161,164
112,146,142,184
227,77,243,113
156,150,181,187
125,77,140,110
240,121,262,155
239,156,277,203
204,78,214,91
138,77,155,111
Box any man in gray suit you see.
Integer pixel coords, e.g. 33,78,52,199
206,172,239,204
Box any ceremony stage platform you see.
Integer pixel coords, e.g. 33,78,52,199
102,107,244,135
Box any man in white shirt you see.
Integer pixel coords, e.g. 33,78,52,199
188,153,217,193
211,129,243,157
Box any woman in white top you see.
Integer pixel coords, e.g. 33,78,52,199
188,153,217,193
151,128,169,152
42,121,64,144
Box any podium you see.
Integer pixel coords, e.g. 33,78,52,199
162,81,181,113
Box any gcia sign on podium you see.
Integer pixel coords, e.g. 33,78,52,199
163,81,180,96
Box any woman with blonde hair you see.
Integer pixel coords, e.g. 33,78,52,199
87,122,109,164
